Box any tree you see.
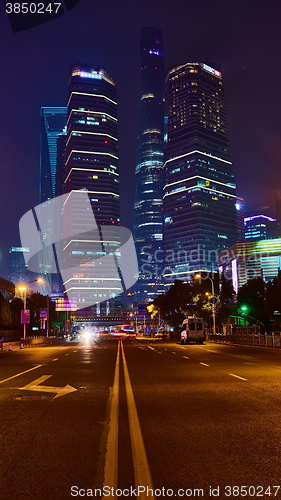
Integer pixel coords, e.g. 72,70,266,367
10,297,23,327
237,277,269,325
265,271,281,320
153,280,194,329
0,293,12,328
216,274,235,324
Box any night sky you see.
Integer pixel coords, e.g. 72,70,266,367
0,0,280,279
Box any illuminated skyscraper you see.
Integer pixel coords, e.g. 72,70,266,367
40,107,67,203
9,246,30,284
39,107,67,294
133,27,165,303
63,63,121,311
164,62,238,283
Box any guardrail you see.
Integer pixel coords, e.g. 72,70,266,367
20,336,64,347
207,332,281,349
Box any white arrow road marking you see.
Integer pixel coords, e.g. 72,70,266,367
19,375,77,399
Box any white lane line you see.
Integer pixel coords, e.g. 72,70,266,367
199,362,209,367
0,365,43,385
65,354,69,356
183,356,189,359
102,341,120,497
74,350,77,352
171,352,176,354
147,346,155,351
229,373,247,381
121,343,154,499
52,358,59,361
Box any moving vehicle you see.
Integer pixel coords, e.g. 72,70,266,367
181,317,205,344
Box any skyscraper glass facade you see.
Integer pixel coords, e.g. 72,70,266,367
63,64,121,311
40,107,67,203
9,246,30,284
163,62,238,283
39,107,67,295
133,27,165,303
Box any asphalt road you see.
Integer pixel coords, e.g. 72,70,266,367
1,337,281,500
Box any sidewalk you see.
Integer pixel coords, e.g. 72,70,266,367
0,341,21,352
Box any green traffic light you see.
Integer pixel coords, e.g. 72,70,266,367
241,305,248,312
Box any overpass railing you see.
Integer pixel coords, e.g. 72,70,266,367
20,336,64,347
207,332,281,349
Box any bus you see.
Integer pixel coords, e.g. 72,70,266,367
181,317,205,344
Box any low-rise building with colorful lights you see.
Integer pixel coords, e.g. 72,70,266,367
218,238,281,292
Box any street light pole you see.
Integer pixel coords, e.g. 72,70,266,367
209,277,216,335
135,310,138,335
18,278,43,340
23,290,27,339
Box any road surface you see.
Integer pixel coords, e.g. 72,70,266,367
1,337,281,499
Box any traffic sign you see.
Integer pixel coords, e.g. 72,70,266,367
40,308,47,319
210,297,217,304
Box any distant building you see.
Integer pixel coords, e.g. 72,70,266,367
133,27,165,303
40,107,67,203
163,62,238,284
218,239,281,292
0,277,15,301
244,214,277,241
9,247,30,285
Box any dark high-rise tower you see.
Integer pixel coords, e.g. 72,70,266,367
62,64,121,310
133,27,165,303
40,107,67,203
163,62,237,282
39,107,67,295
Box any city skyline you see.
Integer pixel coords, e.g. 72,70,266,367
1,1,281,281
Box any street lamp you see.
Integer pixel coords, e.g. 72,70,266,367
18,278,43,339
195,274,216,335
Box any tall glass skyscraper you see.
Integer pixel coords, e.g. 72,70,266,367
39,107,67,294
40,107,67,203
163,62,238,283
63,63,121,311
133,27,165,303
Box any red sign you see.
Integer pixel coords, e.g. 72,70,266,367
21,310,30,324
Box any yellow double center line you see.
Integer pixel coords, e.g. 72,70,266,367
103,341,154,499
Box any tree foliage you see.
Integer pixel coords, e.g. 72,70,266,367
0,293,12,328
237,277,269,325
